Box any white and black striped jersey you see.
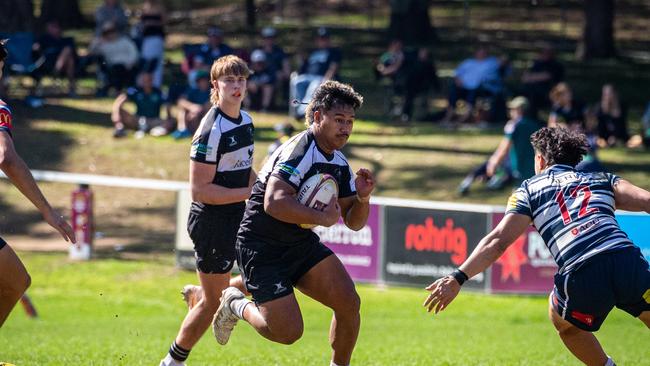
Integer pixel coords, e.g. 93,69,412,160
507,164,634,274
190,107,254,210
238,129,356,246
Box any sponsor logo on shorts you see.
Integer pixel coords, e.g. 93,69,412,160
273,282,287,294
571,310,594,326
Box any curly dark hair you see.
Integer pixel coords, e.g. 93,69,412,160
305,80,363,127
0,39,8,63
530,127,589,167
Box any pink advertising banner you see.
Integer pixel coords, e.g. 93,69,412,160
314,204,381,282
490,213,557,294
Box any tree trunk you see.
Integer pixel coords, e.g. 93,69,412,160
581,0,616,59
389,0,435,46
245,0,256,29
0,0,35,32
40,0,86,29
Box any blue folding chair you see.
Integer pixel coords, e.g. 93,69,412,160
0,32,45,74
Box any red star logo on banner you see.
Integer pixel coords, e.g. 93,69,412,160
496,235,528,282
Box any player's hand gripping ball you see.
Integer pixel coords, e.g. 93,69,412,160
297,173,338,229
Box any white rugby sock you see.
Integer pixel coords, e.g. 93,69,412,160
161,353,185,366
330,362,348,366
605,357,616,366
230,297,252,319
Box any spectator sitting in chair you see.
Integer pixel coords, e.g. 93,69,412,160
441,45,508,124
111,72,172,138
170,70,211,139
289,27,341,119
32,20,77,96
89,22,139,96
245,49,275,112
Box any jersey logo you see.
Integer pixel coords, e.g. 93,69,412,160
506,192,521,211
278,163,300,177
0,108,12,130
191,142,212,156
228,136,237,146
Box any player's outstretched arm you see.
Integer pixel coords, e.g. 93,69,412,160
340,168,375,231
423,213,530,314
0,133,75,243
613,179,650,213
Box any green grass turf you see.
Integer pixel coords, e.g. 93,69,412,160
0,253,647,365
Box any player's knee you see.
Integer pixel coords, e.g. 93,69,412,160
15,272,31,294
331,288,361,316
274,324,303,345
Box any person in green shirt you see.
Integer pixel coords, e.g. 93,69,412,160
486,96,543,184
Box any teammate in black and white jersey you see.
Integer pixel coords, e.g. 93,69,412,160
213,81,375,366
160,55,256,366
425,127,650,366
0,40,76,328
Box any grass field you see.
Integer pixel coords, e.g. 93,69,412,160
0,253,648,365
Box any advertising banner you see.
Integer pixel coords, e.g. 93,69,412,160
490,213,557,294
382,206,489,289
314,204,381,283
616,212,650,261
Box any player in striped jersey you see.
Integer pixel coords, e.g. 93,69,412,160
160,55,257,366
425,127,650,366
0,40,76,327
213,81,375,366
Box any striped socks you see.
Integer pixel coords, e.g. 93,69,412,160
168,341,190,363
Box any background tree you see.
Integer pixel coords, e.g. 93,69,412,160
0,0,35,32
388,0,435,46
580,0,616,59
40,0,86,29
245,0,256,28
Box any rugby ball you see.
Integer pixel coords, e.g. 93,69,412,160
297,173,339,229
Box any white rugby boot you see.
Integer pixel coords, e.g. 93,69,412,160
212,286,245,345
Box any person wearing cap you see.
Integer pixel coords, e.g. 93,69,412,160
170,70,212,139
245,49,275,112
486,96,543,184
458,96,542,195
290,27,342,119
259,27,290,107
